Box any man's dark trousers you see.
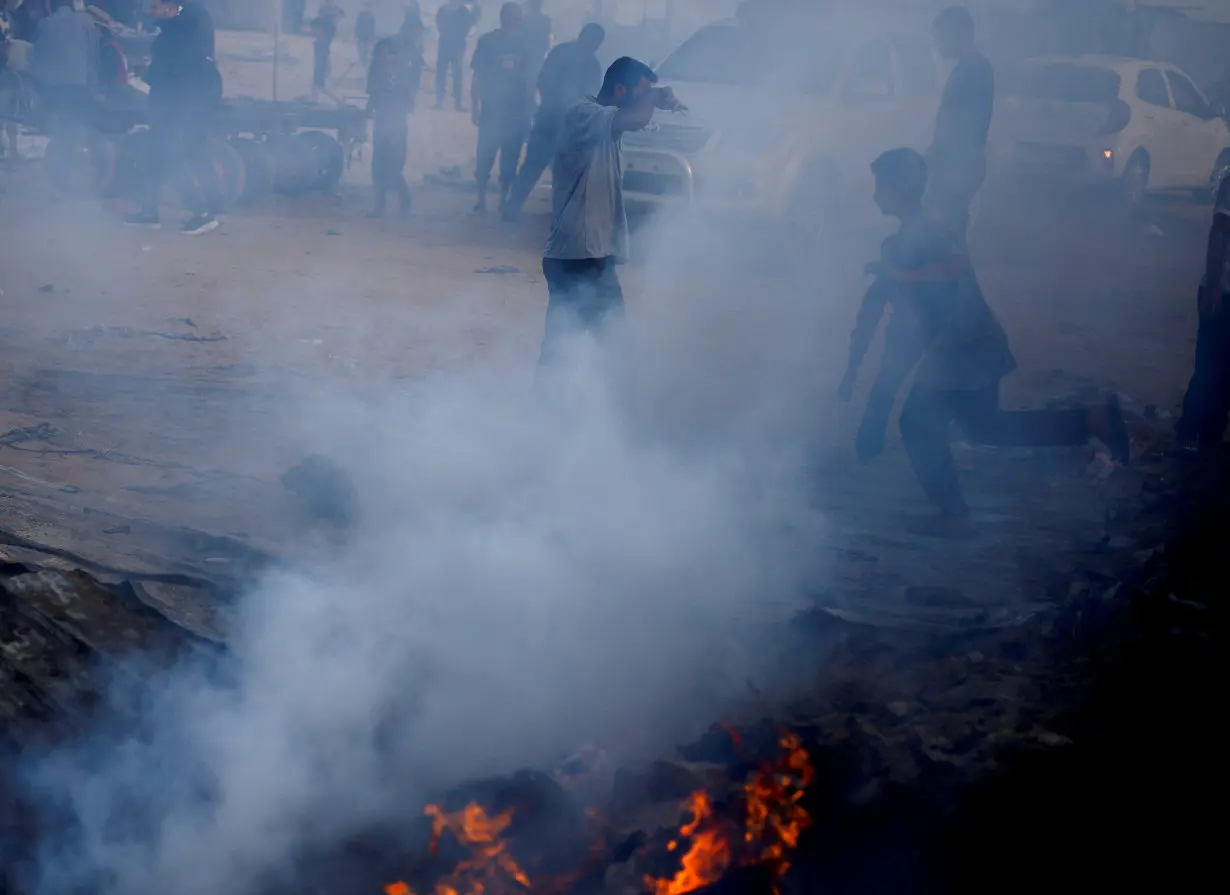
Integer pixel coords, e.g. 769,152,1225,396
141,103,220,216
538,257,626,370
476,108,525,203
900,382,1090,513
1177,286,1230,448
436,44,464,107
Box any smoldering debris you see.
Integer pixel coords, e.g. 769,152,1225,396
280,454,360,529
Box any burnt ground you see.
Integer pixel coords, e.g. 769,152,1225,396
0,30,1223,894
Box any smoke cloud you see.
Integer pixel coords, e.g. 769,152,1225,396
16,193,832,895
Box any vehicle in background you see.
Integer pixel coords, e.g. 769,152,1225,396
619,14,946,235
993,55,1230,205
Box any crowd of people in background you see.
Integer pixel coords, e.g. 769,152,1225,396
0,2,1225,516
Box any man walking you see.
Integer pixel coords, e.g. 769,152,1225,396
859,148,1129,533
469,1,528,215
522,0,551,95
434,0,475,110
125,0,222,234
1176,172,1230,453
31,0,98,183
502,21,603,221
927,5,993,244
538,56,683,372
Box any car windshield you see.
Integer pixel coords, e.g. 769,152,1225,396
656,24,844,95
1005,63,1122,103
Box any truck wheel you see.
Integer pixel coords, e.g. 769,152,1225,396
205,138,246,211
269,134,317,196
786,158,839,243
229,137,274,207
293,130,346,192
1119,150,1150,207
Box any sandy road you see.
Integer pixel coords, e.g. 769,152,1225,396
0,25,1214,606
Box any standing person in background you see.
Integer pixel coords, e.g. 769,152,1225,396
434,0,475,110
366,34,414,218
400,0,422,31
125,0,222,234
31,0,98,183
397,11,425,100
537,56,684,373
308,2,344,103
469,1,527,215
522,0,551,98
1176,172,1230,454
355,0,376,69
927,5,993,246
502,21,603,221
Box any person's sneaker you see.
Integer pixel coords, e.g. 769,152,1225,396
124,211,160,227
469,202,487,215
366,207,385,219
180,213,219,235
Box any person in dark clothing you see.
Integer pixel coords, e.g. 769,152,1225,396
366,35,414,218
32,0,99,182
927,5,994,245
434,0,476,110
398,14,426,99
861,148,1129,533
125,0,222,234
400,1,423,32
1176,173,1230,453
355,1,376,69
309,4,342,101
522,0,551,96
9,0,48,44
469,1,528,215
502,22,604,221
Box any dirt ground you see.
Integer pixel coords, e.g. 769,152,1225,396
0,27,1213,602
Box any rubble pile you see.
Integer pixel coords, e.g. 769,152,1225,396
0,405,1221,894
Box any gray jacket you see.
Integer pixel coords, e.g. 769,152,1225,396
32,7,99,89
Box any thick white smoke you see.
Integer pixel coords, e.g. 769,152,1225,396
19,199,832,895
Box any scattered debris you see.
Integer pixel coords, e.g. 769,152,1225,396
37,284,54,294
474,265,520,275
280,454,359,528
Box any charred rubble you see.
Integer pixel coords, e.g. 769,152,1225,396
0,411,1222,895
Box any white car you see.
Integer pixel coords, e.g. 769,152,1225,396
620,15,947,231
994,55,1230,203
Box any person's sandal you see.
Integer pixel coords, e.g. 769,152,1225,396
1104,394,1131,465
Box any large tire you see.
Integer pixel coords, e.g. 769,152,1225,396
268,133,318,196
228,137,275,207
44,132,115,196
293,130,346,192
1119,150,1150,207
113,128,151,201
205,138,246,211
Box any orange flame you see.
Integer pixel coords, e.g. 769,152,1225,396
385,730,812,895
643,790,734,895
643,730,813,895
386,802,531,895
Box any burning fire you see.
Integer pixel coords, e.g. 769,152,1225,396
644,730,814,895
384,729,812,895
385,802,530,895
